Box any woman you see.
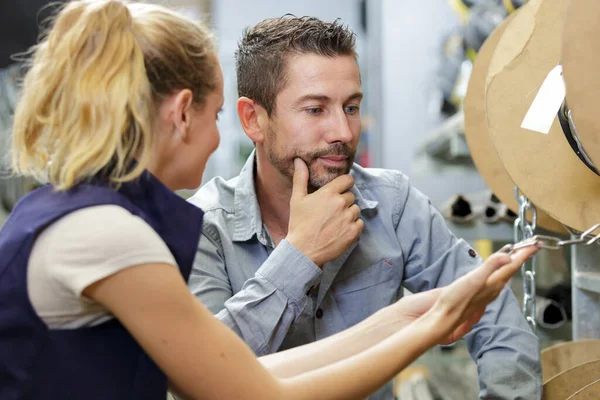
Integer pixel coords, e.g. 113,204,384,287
0,1,537,399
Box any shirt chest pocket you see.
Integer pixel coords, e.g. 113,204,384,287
332,260,401,328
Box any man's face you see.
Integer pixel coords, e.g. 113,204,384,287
264,53,362,192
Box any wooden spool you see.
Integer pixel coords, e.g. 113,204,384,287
541,340,600,382
463,6,565,233
542,360,600,400
567,379,600,400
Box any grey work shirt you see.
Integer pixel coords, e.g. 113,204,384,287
188,153,541,400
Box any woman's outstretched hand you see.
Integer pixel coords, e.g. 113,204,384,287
389,246,539,344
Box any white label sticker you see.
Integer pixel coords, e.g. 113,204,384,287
521,65,565,134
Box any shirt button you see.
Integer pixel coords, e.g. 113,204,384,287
468,249,477,258
316,308,324,319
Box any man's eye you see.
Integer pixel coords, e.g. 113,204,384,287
345,105,359,114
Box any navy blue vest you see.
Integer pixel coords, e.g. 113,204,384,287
0,171,204,399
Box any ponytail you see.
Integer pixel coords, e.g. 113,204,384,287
12,0,154,189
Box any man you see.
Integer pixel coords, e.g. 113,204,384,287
188,16,541,399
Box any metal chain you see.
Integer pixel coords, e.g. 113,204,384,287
503,223,600,252
513,187,537,332
502,193,600,332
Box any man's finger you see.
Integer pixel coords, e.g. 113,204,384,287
291,158,309,200
323,174,355,194
340,191,356,208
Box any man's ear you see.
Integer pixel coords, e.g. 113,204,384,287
237,97,269,143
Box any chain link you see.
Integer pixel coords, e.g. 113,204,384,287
512,187,537,332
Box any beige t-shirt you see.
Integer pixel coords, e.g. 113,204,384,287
27,205,177,329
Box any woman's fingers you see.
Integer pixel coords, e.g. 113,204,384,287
510,245,540,264
430,245,539,343
467,247,540,314
438,252,512,308
488,246,539,285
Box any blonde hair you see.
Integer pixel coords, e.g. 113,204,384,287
11,0,218,190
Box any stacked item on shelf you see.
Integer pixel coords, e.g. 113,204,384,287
440,191,516,224
425,0,524,164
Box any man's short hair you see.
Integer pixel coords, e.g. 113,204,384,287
235,15,357,116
